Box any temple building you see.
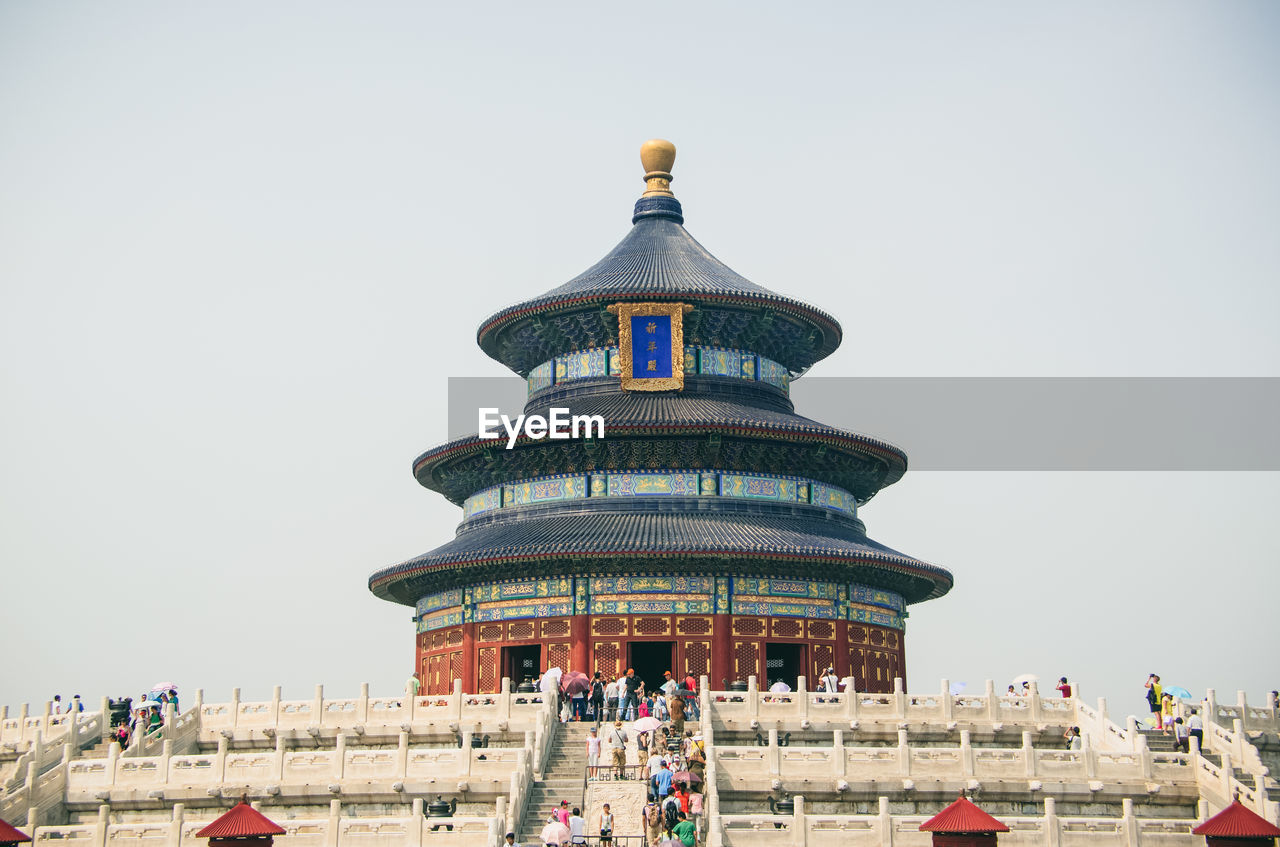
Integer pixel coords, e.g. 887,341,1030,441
368,140,953,695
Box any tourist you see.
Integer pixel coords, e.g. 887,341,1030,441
638,695,651,719
589,673,605,723
148,704,163,735
819,667,839,695
652,759,673,801
608,720,629,780
1056,677,1072,698
645,748,665,780
669,690,685,736
604,678,619,723
682,671,699,721
598,803,613,846
1161,693,1175,734
567,807,585,845
586,728,601,774
71,694,84,713
654,690,669,722
1173,717,1189,752
53,695,63,714
643,799,664,847
556,801,570,827
622,669,644,721
1145,674,1163,729
505,832,519,847
1187,708,1203,750
169,690,179,713
1006,685,1017,698
671,812,695,847
1067,726,1082,750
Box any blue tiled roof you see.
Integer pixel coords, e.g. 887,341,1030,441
477,214,843,375
368,501,952,606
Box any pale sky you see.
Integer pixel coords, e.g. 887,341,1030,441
1,2,1277,715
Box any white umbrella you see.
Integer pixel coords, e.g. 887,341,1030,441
632,716,662,733
769,681,791,693
949,682,967,696
540,821,570,846
149,682,178,694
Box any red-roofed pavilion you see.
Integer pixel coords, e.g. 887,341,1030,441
195,801,286,845
0,818,31,847
919,796,1010,846
1192,799,1280,845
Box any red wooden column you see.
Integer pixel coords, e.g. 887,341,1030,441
460,622,477,694
570,614,590,674
711,615,732,688
835,620,852,686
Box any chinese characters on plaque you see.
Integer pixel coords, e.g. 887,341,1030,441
608,302,691,391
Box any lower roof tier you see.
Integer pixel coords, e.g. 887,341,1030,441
368,499,952,607
416,389,908,505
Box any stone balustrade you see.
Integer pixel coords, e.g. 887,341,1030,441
62,733,524,804
196,681,550,746
1,707,106,756
714,729,1198,794
709,678,1077,734
30,800,501,847
1206,689,1280,734
713,795,1199,847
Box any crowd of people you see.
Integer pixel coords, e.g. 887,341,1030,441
523,666,705,847
108,688,180,750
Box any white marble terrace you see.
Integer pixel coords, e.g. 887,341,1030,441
1,679,1276,847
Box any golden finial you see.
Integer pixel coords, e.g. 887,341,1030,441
640,139,677,198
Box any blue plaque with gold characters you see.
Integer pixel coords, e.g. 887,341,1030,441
608,301,692,391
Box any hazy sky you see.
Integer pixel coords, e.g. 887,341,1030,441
2,2,1277,716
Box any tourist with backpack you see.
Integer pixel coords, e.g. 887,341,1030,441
589,673,605,722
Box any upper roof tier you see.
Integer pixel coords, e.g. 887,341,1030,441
477,140,843,376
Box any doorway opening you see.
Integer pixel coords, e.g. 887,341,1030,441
628,641,675,696
503,645,541,688
765,643,806,691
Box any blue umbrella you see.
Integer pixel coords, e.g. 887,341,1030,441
1163,686,1192,699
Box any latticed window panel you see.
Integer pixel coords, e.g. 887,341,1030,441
431,632,446,650
449,650,463,685
541,619,571,638
592,617,627,637
478,647,498,692
682,641,710,677
508,621,535,641
733,640,759,681
808,620,835,640
547,642,571,672
447,628,464,647
634,617,671,636
848,626,868,644
812,644,834,679
732,617,765,637
478,625,503,642
771,618,802,639
676,616,712,636
885,630,899,649
593,642,621,679
869,629,885,647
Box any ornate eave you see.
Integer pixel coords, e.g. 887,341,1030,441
368,503,952,607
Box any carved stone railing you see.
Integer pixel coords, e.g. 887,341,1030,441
195,679,549,745
716,795,1199,847
30,799,503,847
708,677,1079,732
64,734,524,800
1,707,106,756
713,729,1200,790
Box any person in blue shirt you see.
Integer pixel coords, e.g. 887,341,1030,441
651,761,673,799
